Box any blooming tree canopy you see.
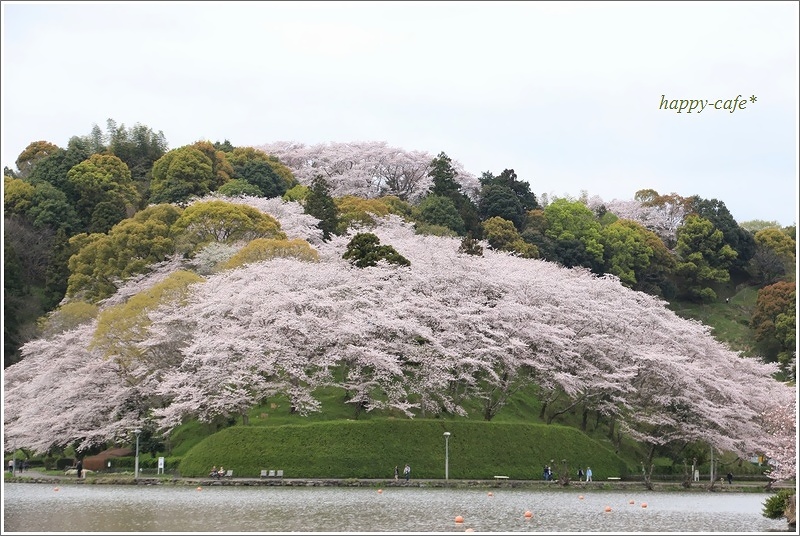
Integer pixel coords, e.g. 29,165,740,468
3,197,794,483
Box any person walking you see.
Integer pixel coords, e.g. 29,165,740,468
577,467,584,481
726,472,733,485
586,467,593,482
76,459,83,479
403,464,411,482
394,465,399,481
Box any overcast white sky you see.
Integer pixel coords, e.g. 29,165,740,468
2,1,798,226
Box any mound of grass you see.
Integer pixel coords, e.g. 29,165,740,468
178,419,630,479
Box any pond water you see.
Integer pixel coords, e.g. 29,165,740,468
2,483,788,533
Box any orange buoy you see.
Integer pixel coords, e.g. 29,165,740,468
629,500,635,504
53,487,60,492
196,486,202,491
465,528,474,532
578,495,584,500
377,489,383,494
455,515,464,524
487,492,493,497
524,511,533,518
604,506,612,512
641,502,648,508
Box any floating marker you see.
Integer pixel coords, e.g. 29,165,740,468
604,506,612,512
455,515,464,524
524,511,533,518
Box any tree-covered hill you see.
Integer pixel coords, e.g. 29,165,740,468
3,195,795,485
3,125,796,485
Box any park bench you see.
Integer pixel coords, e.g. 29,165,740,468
261,469,284,478
494,475,509,480
607,477,621,480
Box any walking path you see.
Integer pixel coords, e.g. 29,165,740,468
6,469,790,491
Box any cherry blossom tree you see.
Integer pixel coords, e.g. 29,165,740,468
4,204,793,467
257,141,479,203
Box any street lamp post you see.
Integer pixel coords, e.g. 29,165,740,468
443,432,451,481
134,429,142,479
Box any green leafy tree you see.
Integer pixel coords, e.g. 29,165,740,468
170,200,286,255
27,181,81,234
335,195,393,233
428,151,460,198
600,219,673,292
283,184,309,202
751,281,796,375
480,169,538,212
223,238,319,269
482,216,538,258
67,204,183,301
342,232,410,268
413,194,465,235
227,147,297,198
104,119,168,202
26,138,93,206
150,146,215,204
217,179,264,197
4,176,36,215
428,152,480,236
213,139,235,152
66,153,140,231
14,140,60,179
748,228,796,284
479,183,525,229
304,175,339,241
191,140,235,190
543,198,604,270
689,196,755,277
674,214,737,302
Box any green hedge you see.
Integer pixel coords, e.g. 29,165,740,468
179,419,630,479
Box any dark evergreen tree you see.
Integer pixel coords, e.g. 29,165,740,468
343,233,410,268
427,152,481,237
689,196,755,280
43,228,72,310
304,175,340,241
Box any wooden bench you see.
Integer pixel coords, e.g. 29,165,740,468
224,470,233,478
494,475,509,480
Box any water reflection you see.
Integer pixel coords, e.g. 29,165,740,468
2,483,788,533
